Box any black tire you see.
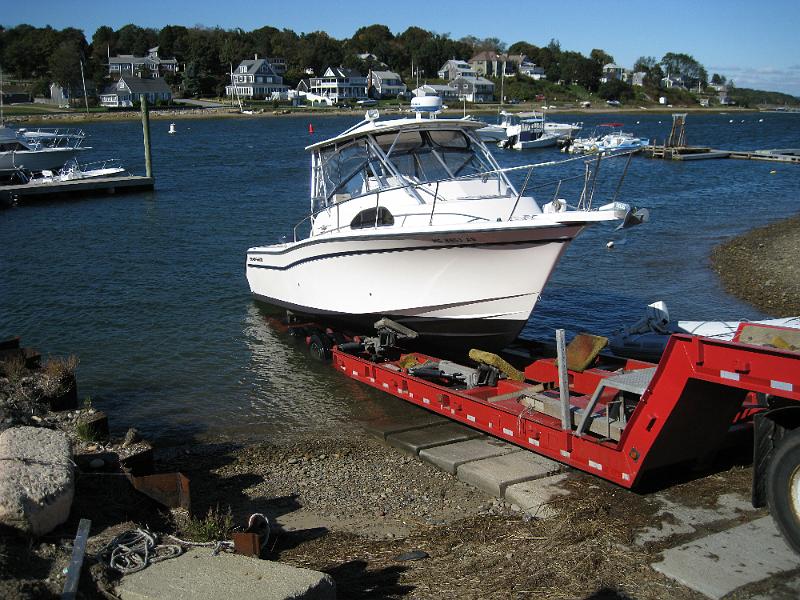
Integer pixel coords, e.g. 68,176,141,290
308,333,331,362
766,428,800,555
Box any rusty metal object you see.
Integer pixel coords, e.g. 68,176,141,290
128,472,191,511
233,532,262,557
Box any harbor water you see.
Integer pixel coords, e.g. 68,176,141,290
2,111,799,445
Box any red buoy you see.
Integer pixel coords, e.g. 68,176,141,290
308,123,314,134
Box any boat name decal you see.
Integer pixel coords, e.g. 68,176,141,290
431,237,477,244
249,256,263,262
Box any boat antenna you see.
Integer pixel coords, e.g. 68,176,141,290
0,64,4,125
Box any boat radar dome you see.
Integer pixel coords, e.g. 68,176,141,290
410,95,443,119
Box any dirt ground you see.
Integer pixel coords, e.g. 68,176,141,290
711,213,800,317
1,419,791,600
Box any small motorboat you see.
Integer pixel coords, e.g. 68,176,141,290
25,159,128,185
609,301,800,361
499,113,561,150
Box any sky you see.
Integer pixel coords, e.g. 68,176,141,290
5,0,800,96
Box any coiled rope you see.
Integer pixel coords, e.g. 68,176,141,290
98,529,183,574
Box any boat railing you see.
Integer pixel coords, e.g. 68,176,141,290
18,127,86,149
292,149,639,241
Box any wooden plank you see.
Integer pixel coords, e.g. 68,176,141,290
61,518,91,600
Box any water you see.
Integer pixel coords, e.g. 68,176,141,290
2,112,799,445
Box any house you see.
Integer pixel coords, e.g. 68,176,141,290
47,83,95,106
412,84,460,100
108,46,178,79
450,76,495,103
309,67,368,103
99,76,172,107
437,60,477,81
600,63,625,83
518,61,545,80
2,85,33,104
366,70,407,98
265,57,287,76
468,51,520,78
661,75,686,89
629,71,647,87
226,55,289,100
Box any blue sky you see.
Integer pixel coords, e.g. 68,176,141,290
6,0,800,96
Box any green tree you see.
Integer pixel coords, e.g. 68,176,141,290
590,48,614,66
49,40,82,88
598,79,634,101
507,41,539,59
116,24,157,55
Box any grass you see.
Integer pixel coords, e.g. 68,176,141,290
177,505,235,543
40,354,79,396
75,419,104,442
1,355,28,383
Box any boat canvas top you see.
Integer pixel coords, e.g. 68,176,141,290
305,115,484,152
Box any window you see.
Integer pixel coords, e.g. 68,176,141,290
350,207,394,229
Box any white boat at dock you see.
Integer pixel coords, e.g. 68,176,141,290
566,123,648,155
246,96,647,351
0,126,90,175
499,113,561,150
24,159,128,185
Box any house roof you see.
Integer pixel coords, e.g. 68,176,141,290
117,76,172,94
452,76,494,86
324,66,364,79
416,84,457,92
109,54,177,66
469,51,506,62
439,59,472,71
370,71,402,81
235,58,278,76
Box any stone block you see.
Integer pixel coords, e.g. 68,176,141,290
457,451,561,497
0,426,74,535
419,438,519,474
504,473,571,518
387,423,483,455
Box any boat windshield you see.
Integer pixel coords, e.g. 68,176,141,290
313,127,496,211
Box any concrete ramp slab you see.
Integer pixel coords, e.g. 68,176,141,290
419,438,519,475
457,451,561,497
387,423,483,455
116,547,335,600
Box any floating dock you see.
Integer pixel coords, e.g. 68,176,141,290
1,175,154,205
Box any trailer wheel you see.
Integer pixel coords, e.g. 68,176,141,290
767,428,800,554
308,333,331,362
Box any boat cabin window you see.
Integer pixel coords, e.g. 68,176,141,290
350,207,395,229
0,141,27,152
313,127,497,211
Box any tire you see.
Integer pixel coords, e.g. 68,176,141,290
766,428,800,555
308,333,331,362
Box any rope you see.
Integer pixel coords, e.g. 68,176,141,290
98,529,183,574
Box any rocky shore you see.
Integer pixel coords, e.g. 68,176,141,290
711,213,800,316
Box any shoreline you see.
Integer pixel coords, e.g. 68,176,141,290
711,213,800,316
7,104,756,126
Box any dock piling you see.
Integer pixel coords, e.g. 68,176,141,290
141,96,153,179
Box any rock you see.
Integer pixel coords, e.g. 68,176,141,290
122,427,140,448
0,426,74,535
396,550,429,561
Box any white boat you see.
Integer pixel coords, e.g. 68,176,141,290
25,159,128,185
246,97,646,351
499,113,560,150
462,116,508,143
609,301,800,361
0,126,89,175
567,123,647,155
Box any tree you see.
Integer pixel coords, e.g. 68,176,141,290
711,73,726,85
116,24,157,55
590,48,614,66
633,56,658,73
660,52,707,86
49,40,82,89
350,24,393,58
598,79,634,101
507,41,539,58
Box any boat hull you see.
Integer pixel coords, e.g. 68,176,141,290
0,147,88,174
247,224,582,352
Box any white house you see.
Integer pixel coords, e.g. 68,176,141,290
518,61,546,80
412,84,460,100
309,67,368,103
99,76,172,107
437,60,477,81
450,76,495,103
600,63,626,83
226,56,289,100
366,70,407,98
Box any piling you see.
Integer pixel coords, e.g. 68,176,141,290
141,96,153,179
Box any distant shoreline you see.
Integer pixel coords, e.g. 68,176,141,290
7,104,754,126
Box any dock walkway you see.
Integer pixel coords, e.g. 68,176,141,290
1,175,154,205
644,145,800,163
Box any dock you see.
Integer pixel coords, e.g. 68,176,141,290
643,145,800,163
643,113,800,164
1,175,155,205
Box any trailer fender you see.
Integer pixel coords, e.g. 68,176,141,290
753,406,800,508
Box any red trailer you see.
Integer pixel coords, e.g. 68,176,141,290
322,321,800,552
